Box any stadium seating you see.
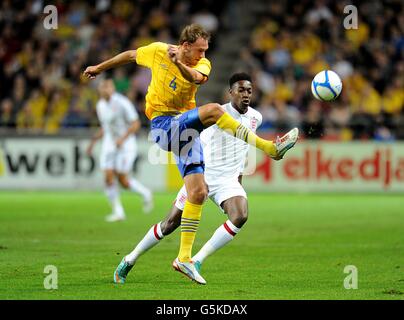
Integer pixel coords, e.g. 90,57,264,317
0,0,403,140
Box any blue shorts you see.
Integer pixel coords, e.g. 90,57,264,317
150,108,205,177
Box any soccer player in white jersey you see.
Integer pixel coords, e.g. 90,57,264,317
87,79,153,222
114,72,292,283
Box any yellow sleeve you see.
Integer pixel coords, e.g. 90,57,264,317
136,42,167,68
193,58,211,78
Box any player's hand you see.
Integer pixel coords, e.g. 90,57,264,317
168,45,179,64
86,144,93,156
83,66,100,79
116,137,125,149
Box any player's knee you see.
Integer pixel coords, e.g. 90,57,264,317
105,176,115,186
187,185,208,204
117,175,129,188
231,210,248,228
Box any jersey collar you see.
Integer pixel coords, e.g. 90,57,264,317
229,102,249,116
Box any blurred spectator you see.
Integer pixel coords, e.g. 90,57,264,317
305,0,333,25
301,100,324,139
0,98,14,128
349,107,376,140
170,1,191,36
326,101,352,140
44,89,70,134
113,68,130,94
257,96,300,134
11,75,27,117
62,101,90,129
191,8,219,34
394,108,404,140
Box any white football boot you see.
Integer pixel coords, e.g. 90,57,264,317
105,213,126,222
172,258,207,285
142,195,154,214
271,127,299,160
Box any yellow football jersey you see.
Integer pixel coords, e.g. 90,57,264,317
136,42,211,119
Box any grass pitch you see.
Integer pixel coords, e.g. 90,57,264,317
0,191,403,300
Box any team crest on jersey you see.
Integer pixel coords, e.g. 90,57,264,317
251,117,257,130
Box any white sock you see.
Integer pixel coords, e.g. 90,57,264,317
192,220,240,264
105,184,124,216
129,178,152,201
125,222,164,265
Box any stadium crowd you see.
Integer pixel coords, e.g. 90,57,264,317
237,0,404,140
0,0,403,140
0,0,225,133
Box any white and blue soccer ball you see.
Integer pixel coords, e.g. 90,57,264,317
311,70,342,101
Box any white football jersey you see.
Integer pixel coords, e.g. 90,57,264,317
201,102,262,183
96,92,139,152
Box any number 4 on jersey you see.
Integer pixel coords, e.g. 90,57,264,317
169,76,177,91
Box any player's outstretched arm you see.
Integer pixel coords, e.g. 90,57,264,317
83,50,137,79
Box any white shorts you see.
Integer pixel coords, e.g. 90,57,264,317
99,148,136,174
174,179,247,213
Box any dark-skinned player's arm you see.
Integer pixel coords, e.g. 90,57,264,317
83,50,137,79
167,45,208,84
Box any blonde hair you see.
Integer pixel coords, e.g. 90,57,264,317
179,24,210,44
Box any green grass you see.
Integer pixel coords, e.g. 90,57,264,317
0,191,403,300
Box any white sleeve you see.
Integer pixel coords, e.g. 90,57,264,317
120,95,139,122
96,101,102,122
240,155,248,174
255,110,263,129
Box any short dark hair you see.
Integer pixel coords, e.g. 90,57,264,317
179,24,211,44
229,72,252,88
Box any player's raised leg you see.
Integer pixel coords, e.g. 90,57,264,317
198,103,299,160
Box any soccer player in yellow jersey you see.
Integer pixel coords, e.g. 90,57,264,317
84,24,299,285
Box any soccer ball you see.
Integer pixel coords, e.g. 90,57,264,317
311,70,342,101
